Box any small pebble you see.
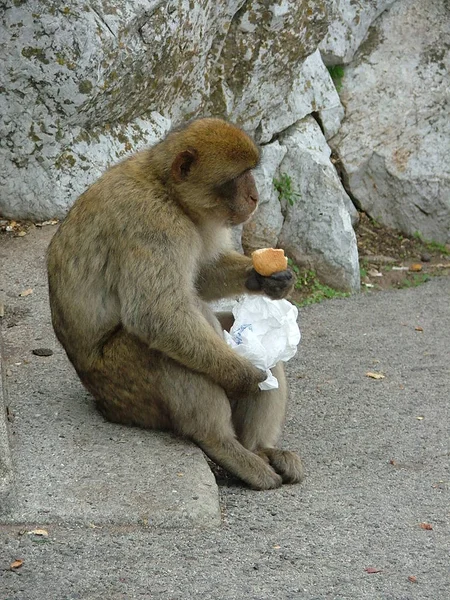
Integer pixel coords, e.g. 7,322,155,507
420,252,432,262
32,348,53,357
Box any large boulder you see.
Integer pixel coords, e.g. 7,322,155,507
278,118,360,293
0,0,331,220
330,0,450,243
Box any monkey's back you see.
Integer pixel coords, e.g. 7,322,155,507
47,154,202,369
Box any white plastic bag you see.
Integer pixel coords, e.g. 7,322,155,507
223,296,301,390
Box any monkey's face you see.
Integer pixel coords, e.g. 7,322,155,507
215,170,259,226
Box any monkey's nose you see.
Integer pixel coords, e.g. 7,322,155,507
249,195,258,206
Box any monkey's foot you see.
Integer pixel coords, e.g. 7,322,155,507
248,463,283,490
258,448,304,484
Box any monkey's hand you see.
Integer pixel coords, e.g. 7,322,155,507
245,268,296,300
225,359,267,399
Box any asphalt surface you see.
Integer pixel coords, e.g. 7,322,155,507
1,225,449,600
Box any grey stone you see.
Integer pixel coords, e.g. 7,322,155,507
254,50,345,143
278,117,360,292
320,0,396,65
330,0,450,244
209,1,328,137
242,141,286,253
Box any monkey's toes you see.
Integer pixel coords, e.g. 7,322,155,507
259,448,304,484
249,464,283,490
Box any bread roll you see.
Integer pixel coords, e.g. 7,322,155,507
251,248,288,276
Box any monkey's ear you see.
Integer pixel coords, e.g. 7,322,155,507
171,148,198,182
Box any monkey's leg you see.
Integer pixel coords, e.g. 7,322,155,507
80,329,281,490
157,359,282,490
231,362,304,484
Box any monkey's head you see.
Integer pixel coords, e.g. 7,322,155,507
163,118,261,225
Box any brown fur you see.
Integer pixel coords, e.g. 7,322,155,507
47,118,303,490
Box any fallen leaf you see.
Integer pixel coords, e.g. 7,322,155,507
366,372,385,380
415,326,423,332
416,416,424,420
408,576,418,583
368,269,383,277
365,567,382,574
273,545,281,549
409,263,423,272
16,231,27,237
10,559,23,569
419,522,433,530
27,528,48,537
389,459,397,466
19,288,33,297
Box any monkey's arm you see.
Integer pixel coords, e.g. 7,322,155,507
118,252,265,397
197,252,295,301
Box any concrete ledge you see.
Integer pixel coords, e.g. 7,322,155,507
0,226,221,528
0,330,15,516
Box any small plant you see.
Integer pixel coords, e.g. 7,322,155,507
287,261,350,306
397,274,430,289
327,65,345,92
273,173,301,207
414,230,449,254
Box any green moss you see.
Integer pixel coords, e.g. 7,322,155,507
28,125,41,143
21,47,50,65
78,79,93,94
55,152,76,169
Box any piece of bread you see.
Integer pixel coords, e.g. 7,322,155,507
251,248,288,276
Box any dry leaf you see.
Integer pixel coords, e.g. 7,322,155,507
419,522,432,530
416,416,424,420
409,263,423,272
19,288,33,297
408,576,418,583
273,545,281,549
389,459,397,466
365,567,382,574
415,326,423,332
16,231,27,237
366,372,385,380
10,559,23,569
27,528,48,537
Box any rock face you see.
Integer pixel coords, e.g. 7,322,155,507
330,0,450,243
277,118,360,292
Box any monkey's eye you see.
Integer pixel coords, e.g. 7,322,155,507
216,178,237,201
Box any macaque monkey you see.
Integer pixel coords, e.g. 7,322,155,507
47,118,303,490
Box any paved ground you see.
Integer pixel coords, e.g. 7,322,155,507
1,226,449,600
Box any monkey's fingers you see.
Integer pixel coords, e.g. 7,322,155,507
245,269,295,299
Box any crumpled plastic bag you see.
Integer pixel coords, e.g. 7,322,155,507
223,296,301,390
